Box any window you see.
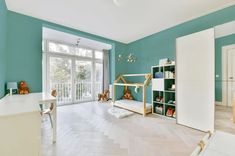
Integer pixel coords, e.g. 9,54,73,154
76,48,92,58
95,63,103,98
48,41,93,58
48,42,72,54
95,51,103,59
43,40,105,105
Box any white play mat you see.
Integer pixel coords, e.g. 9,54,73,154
108,107,134,119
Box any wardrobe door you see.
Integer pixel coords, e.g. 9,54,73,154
176,28,215,132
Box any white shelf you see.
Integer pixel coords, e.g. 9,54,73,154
165,90,175,93
151,64,175,68
152,113,176,120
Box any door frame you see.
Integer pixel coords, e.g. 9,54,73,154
222,44,235,106
42,40,103,105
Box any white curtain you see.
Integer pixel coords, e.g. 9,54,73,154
103,50,110,91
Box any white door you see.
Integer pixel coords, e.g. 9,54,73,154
176,28,215,132
48,56,73,105
74,60,92,102
226,47,235,106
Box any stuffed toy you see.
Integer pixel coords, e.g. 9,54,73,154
166,108,175,117
98,90,110,102
122,87,134,100
18,81,30,94
156,96,164,103
173,111,176,118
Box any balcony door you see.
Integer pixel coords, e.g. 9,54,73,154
74,60,92,102
43,41,103,105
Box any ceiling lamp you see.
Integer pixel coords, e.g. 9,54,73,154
75,38,81,47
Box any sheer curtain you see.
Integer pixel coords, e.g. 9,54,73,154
103,50,110,91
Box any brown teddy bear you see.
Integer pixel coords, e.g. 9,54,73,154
122,87,134,100
18,81,30,94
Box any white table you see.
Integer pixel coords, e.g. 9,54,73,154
0,93,57,156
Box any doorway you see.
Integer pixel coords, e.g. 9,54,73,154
222,44,235,107
43,40,103,105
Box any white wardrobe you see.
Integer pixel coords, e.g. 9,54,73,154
176,28,215,132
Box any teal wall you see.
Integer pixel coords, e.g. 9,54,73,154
6,11,127,93
0,0,7,98
215,34,235,101
3,2,235,101
124,5,235,103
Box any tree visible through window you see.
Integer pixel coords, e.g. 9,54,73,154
50,57,71,83
46,41,104,104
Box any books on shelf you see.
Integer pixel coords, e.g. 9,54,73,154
154,72,164,78
164,71,174,79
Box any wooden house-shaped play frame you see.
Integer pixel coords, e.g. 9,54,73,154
112,74,152,116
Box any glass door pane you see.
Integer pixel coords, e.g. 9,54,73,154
95,63,103,99
74,61,92,102
49,57,72,105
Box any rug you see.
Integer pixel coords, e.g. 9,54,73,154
108,107,134,119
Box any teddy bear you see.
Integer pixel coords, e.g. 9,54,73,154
18,81,30,94
122,87,134,100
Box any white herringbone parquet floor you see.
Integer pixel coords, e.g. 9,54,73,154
42,102,234,156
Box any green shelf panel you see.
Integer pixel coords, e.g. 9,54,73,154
164,79,175,91
164,103,176,106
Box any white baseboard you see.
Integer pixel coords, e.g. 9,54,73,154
215,101,222,105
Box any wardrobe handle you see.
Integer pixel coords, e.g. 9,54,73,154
229,77,233,79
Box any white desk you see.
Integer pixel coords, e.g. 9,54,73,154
191,131,235,156
0,93,57,156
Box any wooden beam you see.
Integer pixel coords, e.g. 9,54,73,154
113,83,144,87
122,74,150,77
143,74,152,86
120,76,127,83
112,85,116,103
114,75,122,83
143,86,146,117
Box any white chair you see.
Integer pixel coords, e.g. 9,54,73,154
40,90,57,128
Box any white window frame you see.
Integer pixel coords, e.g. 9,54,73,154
42,40,103,104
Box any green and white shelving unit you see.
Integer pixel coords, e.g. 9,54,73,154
151,64,176,119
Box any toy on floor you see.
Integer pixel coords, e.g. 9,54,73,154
18,81,30,94
122,87,134,100
98,90,110,102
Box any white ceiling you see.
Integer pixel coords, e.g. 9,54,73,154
43,27,112,50
5,0,235,43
